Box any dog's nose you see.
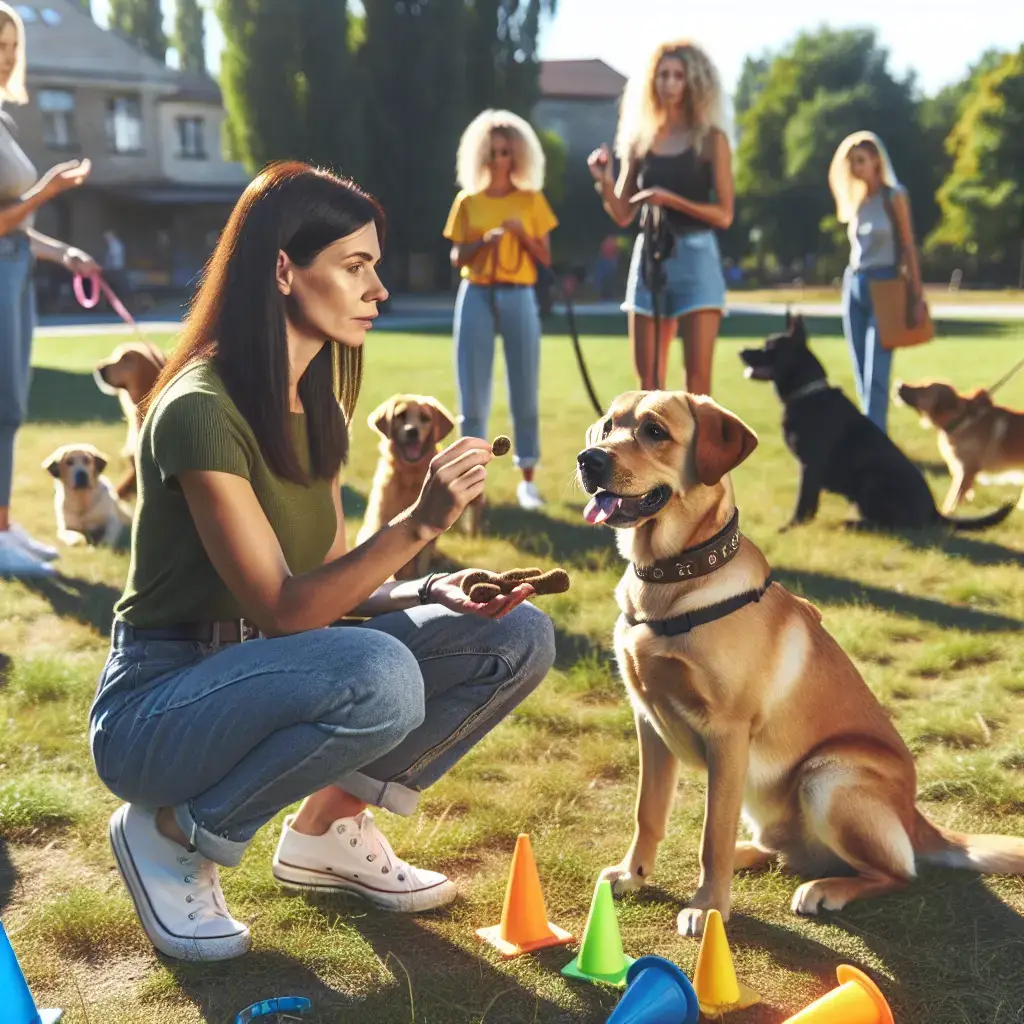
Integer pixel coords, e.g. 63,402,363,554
401,424,418,438
72,469,90,489
577,448,610,477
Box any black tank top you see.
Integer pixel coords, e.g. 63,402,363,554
637,146,713,233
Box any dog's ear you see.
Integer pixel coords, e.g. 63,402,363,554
933,387,960,416
967,388,993,411
91,452,108,474
426,398,456,442
688,396,758,487
42,448,64,478
367,397,395,438
790,314,807,345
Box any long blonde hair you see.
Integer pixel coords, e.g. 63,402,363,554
0,2,26,105
615,39,726,161
828,131,900,224
455,109,546,193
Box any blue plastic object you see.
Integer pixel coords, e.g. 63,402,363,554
606,955,699,1024
0,920,62,1024
235,996,312,1023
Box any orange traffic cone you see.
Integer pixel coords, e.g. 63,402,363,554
476,834,574,958
693,909,760,1018
782,965,894,1024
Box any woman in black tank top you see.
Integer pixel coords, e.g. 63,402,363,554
588,39,733,395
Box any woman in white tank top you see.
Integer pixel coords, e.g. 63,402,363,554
828,131,925,433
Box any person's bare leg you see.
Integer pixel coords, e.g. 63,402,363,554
630,311,679,390
680,309,722,396
0,507,9,531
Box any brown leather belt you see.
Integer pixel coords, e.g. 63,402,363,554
111,619,261,647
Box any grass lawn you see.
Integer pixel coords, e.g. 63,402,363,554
2,316,1023,1023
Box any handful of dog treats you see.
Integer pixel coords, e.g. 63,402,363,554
461,567,571,603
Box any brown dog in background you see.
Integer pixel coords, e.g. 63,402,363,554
93,341,167,499
577,390,1024,937
895,379,1024,513
357,394,456,579
43,444,133,547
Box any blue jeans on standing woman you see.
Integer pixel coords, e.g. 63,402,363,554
453,280,541,470
0,233,35,506
842,264,895,433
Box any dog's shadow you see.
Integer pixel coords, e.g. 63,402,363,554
23,574,122,636
27,368,122,424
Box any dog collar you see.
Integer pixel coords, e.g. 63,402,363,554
625,575,774,636
632,509,741,584
784,379,830,405
943,404,986,435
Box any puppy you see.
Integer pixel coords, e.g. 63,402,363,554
577,390,1024,936
739,314,1014,531
356,394,456,579
43,444,133,547
93,341,167,499
894,379,1024,513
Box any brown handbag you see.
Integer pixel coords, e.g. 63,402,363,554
868,186,934,350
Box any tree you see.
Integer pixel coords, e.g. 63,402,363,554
108,0,166,63
734,54,770,123
932,48,1024,271
174,0,206,74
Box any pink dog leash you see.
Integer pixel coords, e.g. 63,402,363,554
73,272,136,327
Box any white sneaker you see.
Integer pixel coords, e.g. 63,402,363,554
109,804,251,962
272,810,456,913
7,523,59,561
0,531,55,578
516,480,545,510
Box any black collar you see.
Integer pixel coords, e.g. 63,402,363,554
625,576,774,636
632,509,741,584
784,379,831,406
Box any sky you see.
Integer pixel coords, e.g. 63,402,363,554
90,0,1019,101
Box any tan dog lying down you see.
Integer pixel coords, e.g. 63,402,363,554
43,444,132,547
356,394,456,579
895,378,1024,512
576,390,1024,937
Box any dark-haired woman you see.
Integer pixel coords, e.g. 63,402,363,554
89,162,555,962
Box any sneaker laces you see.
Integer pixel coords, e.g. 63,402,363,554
342,811,413,885
177,851,231,921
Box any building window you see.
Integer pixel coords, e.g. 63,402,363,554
105,96,144,154
176,116,207,160
39,89,76,150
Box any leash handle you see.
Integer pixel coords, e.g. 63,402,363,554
73,272,136,327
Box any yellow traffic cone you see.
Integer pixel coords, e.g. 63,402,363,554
693,909,760,1018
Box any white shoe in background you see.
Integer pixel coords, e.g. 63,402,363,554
516,480,545,510
0,531,55,577
7,523,59,561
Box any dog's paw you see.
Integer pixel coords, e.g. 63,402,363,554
790,880,848,916
58,529,86,547
598,863,646,897
676,904,730,937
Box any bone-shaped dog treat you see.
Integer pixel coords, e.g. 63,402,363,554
462,567,571,603
491,435,511,457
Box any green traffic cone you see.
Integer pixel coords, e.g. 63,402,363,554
561,879,635,988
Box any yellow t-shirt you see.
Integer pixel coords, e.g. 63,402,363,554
443,189,559,286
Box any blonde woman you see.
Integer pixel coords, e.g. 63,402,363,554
0,1,97,577
443,110,557,510
829,131,925,432
588,40,733,395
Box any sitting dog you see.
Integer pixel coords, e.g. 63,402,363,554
93,341,167,499
739,314,1014,531
894,379,1024,513
356,394,456,579
576,390,1024,936
43,444,132,547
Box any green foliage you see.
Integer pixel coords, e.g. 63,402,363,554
174,0,206,74
108,0,166,63
538,129,566,207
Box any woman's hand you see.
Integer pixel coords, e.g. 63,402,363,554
629,187,673,208
482,226,505,244
39,158,92,198
588,144,613,186
429,569,535,620
409,437,493,539
501,218,526,238
62,246,99,276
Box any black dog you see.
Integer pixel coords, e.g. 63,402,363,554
738,314,1014,532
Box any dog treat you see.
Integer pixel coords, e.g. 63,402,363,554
491,435,511,457
463,567,571,603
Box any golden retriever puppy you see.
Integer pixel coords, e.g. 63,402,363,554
93,342,167,499
577,390,1024,937
356,394,456,579
895,378,1024,512
43,444,133,547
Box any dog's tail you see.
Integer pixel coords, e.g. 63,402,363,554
939,501,1016,531
915,810,1024,874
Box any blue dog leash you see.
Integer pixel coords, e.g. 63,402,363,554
235,997,312,1023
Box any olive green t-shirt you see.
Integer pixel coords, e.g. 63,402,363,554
114,361,337,627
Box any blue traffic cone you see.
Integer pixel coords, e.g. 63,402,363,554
606,955,699,1024
0,921,62,1024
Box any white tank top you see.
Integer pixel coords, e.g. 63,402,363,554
0,110,39,232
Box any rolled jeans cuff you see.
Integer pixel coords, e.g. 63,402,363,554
173,800,250,868
335,771,421,816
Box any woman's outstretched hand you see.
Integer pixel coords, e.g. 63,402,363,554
587,144,613,186
409,437,493,539
429,569,535,620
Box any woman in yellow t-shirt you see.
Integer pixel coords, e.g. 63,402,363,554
443,109,558,510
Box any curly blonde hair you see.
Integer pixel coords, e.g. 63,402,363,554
455,109,546,194
614,39,726,161
0,2,28,105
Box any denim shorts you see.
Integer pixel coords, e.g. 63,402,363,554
622,228,726,319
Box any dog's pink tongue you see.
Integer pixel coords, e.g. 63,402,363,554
584,493,622,524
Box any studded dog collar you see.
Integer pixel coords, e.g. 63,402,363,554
632,509,741,584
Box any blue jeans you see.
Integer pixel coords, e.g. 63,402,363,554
89,603,555,867
0,233,36,506
453,281,541,470
842,265,895,432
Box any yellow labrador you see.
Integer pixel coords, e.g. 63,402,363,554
577,390,1024,936
43,444,132,547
